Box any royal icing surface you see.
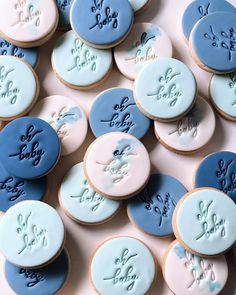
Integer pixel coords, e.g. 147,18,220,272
174,189,236,256
91,237,155,295
154,97,215,152
210,72,236,119
29,95,88,156
164,241,228,295
56,0,74,28
59,162,121,224
114,23,172,80
84,132,150,199
0,162,46,212
0,0,58,44
89,88,150,139
0,200,65,268
0,117,60,179
128,0,149,12
182,0,236,40
0,37,39,68
5,249,69,295
195,151,236,203
134,58,197,120
0,56,38,120
190,12,236,72
52,30,112,88
70,0,134,47
127,174,187,236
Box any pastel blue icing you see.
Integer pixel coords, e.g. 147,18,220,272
0,162,46,212
5,250,69,295
182,0,236,40
70,0,134,46
173,243,186,259
195,151,236,202
0,117,60,179
191,11,236,72
127,174,187,236
56,0,74,27
0,37,39,68
89,88,150,139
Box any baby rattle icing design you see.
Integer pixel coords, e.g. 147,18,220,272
19,268,45,287
228,72,236,106
0,65,20,105
103,248,139,291
216,159,236,194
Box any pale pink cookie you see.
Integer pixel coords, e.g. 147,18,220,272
154,97,215,154
84,132,151,200
0,0,58,47
163,240,228,295
29,95,88,156
114,23,172,80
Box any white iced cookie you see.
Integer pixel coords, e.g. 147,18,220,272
0,201,65,268
128,0,150,13
59,162,121,224
90,237,156,295
52,30,113,90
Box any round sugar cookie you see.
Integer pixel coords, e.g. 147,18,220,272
128,0,151,14
0,56,39,121
0,162,47,212
134,58,197,121
59,162,121,224
70,0,134,49
172,188,236,256
0,0,58,48
163,240,228,295
154,97,215,154
29,95,88,156
90,237,156,295
0,37,39,68
56,0,74,29
190,12,236,73
5,249,69,295
89,88,150,139
84,132,151,199
52,30,113,89
195,151,236,203
0,117,60,179
127,174,187,237
0,200,65,268
182,0,236,41
114,23,172,80
210,72,236,121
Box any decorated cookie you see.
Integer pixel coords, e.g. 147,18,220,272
29,95,88,156
59,162,121,224
173,188,236,256
0,117,60,179
163,240,228,295
154,97,215,154
5,249,69,295
134,58,197,121
52,30,113,89
90,237,156,295
0,200,65,268
70,0,134,48
127,174,187,237
56,0,74,28
190,12,236,73
182,0,236,40
84,132,150,199
128,0,150,13
195,151,236,203
210,72,236,121
114,23,172,80
0,0,58,47
0,56,39,121
0,162,47,212
89,88,150,139
0,37,39,68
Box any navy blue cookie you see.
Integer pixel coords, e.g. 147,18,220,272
5,250,69,295
0,162,46,212
0,37,39,68
0,117,60,179
89,88,150,139
56,0,74,28
195,151,236,202
127,174,187,237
